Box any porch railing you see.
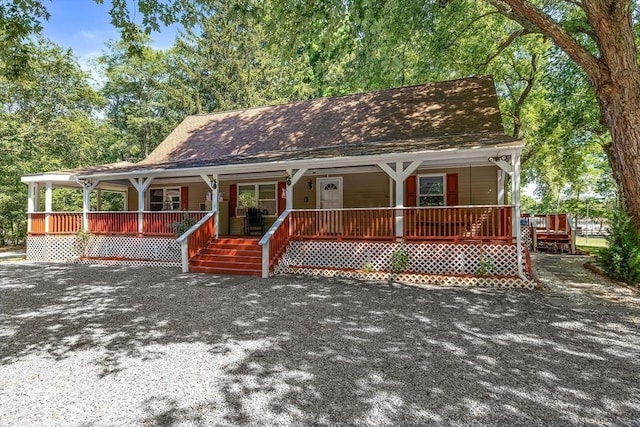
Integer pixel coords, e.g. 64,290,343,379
30,213,46,234
404,206,512,241
260,209,293,278
290,208,395,240
259,205,515,277
29,211,209,236
176,211,216,272
88,212,138,234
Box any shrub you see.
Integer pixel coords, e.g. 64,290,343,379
596,206,640,285
172,213,197,236
390,244,409,273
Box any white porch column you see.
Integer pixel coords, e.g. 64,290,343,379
27,183,37,233
497,169,506,205
394,162,404,238
201,173,219,238
44,181,52,234
285,168,308,211
511,152,524,277
129,177,154,234
377,160,421,238
82,180,99,232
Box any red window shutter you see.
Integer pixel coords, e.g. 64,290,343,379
446,173,458,206
277,182,287,214
405,175,417,206
180,186,189,210
229,184,237,217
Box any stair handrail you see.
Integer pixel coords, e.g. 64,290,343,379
259,209,292,278
176,210,216,273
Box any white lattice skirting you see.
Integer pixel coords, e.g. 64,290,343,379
26,235,180,267
275,240,534,289
521,226,533,248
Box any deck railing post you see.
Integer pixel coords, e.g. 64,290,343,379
181,240,189,273
261,241,269,278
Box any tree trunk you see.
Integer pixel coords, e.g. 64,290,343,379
584,1,640,229
495,1,640,228
598,91,640,229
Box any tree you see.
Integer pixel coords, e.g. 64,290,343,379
3,0,639,227
0,38,109,243
97,38,178,161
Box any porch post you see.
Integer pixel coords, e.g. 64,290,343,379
201,173,219,238
44,181,52,234
497,170,506,205
285,168,308,211
129,177,154,234
395,162,404,238
27,183,37,233
511,153,524,277
378,160,421,239
82,181,99,232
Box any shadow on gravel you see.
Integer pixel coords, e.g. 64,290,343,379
1,262,639,425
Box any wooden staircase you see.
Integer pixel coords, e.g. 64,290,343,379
189,237,262,276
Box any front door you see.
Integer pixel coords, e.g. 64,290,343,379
317,178,343,234
317,178,343,209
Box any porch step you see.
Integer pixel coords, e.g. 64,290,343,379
189,237,262,276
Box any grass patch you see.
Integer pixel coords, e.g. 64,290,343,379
576,236,608,257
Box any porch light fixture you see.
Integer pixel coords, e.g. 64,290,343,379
307,180,313,190
284,172,292,186
212,179,217,190
488,155,508,162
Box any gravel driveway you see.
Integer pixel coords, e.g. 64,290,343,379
1,261,639,426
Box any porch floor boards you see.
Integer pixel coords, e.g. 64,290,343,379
189,236,262,276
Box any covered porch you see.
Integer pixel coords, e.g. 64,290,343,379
22,144,532,287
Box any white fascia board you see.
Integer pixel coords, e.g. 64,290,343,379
75,143,523,181
21,173,78,184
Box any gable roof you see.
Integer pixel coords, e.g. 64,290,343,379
24,75,522,180
139,75,507,170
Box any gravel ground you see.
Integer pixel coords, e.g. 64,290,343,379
1,260,639,426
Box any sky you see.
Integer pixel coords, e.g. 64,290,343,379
41,0,179,71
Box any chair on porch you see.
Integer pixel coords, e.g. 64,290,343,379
245,207,265,235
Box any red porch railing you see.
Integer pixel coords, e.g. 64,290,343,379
142,211,207,235
404,206,512,241
186,214,215,259
268,213,291,269
88,212,138,234
28,211,209,236
290,208,395,240
30,213,45,234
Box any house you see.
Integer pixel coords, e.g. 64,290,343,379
22,75,533,288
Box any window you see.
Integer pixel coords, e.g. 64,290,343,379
149,187,180,211
237,183,277,215
418,175,445,206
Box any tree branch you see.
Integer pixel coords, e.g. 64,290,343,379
488,0,604,81
476,28,528,70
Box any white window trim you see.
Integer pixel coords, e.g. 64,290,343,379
237,181,277,217
417,173,447,207
148,186,181,211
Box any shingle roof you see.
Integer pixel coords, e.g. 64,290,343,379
139,75,507,168
27,75,519,178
